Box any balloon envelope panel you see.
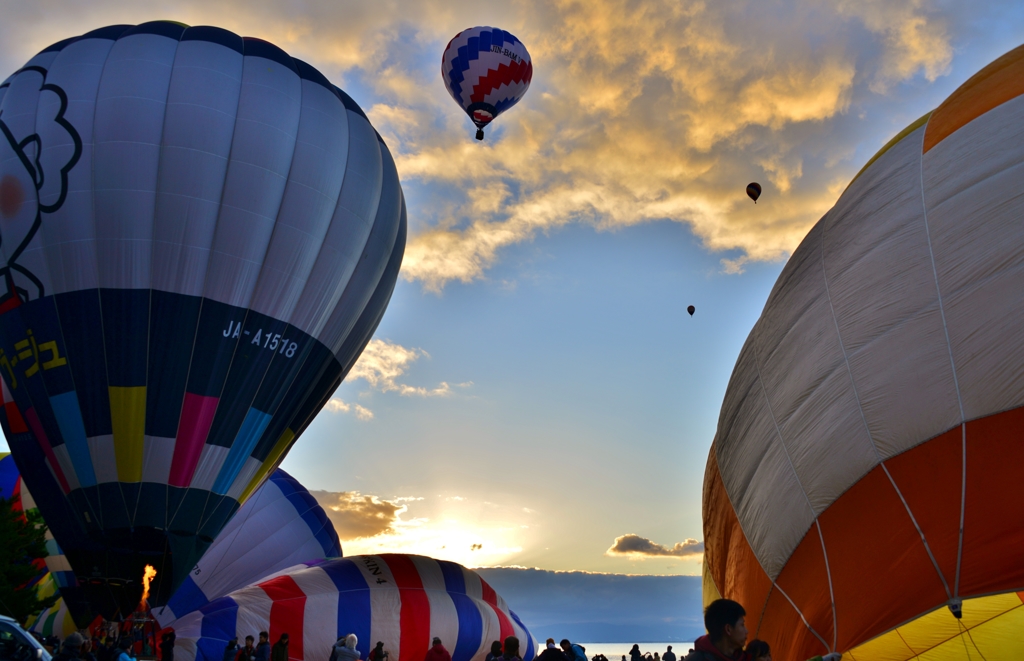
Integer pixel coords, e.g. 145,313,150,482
170,554,536,661
0,22,405,618
154,468,342,627
703,43,1024,660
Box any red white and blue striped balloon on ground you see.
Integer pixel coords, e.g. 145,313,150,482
442,27,532,140
170,554,536,661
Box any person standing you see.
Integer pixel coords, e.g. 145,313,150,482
115,638,136,661
629,645,642,661
236,636,256,661
536,639,566,661
223,638,240,661
369,642,387,661
424,638,451,661
333,635,360,661
500,637,522,661
255,634,271,661
160,633,175,661
271,634,289,661
54,633,85,661
662,647,675,661
559,640,586,661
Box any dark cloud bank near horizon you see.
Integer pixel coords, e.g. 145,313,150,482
476,567,704,644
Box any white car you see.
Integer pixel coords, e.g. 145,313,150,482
0,615,51,661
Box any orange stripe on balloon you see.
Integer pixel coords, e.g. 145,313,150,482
923,44,1024,153
701,450,773,630
960,407,1024,596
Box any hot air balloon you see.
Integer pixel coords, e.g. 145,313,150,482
154,468,341,627
168,554,536,661
0,22,406,619
687,306,695,316
442,27,533,140
703,44,1024,661
745,183,761,203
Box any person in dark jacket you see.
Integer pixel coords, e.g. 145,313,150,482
54,633,85,661
662,647,675,661
236,637,256,661
223,638,240,661
683,599,750,661
160,632,175,661
423,638,450,661
255,634,271,661
271,635,289,661
368,642,387,661
536,639,566,661
485,642,502,661
500,637,521,661
628,646,642,661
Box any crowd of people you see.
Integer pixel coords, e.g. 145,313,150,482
44,631,144,661
40,597,841,661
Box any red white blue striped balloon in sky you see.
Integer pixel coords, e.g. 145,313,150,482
441,27,532,140
170,554,536,661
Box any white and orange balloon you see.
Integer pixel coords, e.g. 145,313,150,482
703,44,1024,660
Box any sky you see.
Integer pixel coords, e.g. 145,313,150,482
1,0,1024,584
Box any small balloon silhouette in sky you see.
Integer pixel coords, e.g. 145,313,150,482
746,182,761,203
687,305,695,316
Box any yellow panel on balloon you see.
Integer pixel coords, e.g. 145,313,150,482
109,386,146,483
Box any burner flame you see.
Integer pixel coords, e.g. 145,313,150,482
139,565,157,609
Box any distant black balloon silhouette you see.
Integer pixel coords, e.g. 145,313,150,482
687,305,695,316
747,182,762,203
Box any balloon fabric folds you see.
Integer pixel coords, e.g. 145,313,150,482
702,44,1024,661
0,22,406,619
154,468,342,627
442,27,532,140
169,554,536,661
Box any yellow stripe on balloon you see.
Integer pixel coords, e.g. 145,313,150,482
108,386,146,482
238,427,294,504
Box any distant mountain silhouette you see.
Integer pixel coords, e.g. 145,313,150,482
476,567,704,643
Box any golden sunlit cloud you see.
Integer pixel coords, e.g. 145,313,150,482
0,0,959,291
310,490,531,567
347,339,470,397
607,534,704,558
323,398,375,420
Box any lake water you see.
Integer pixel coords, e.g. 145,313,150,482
542,643,696,660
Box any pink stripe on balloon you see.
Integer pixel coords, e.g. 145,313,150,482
25,407,71,493
169,393,219,487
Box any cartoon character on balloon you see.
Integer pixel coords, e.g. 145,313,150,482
0,65,82,313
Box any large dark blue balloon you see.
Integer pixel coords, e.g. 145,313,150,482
0,22,404,620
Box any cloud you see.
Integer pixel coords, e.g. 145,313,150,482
607,534,704,558
347,339,468,397
309,490,406,539
0,0,992,293
323,398,374,421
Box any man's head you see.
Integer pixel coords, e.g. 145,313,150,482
245,636,255,646
433,638,442,647
503,637,519,657
559,640,571,653
65,633,85,650
260,633,269,643
280,635,289,645
704,599,747,649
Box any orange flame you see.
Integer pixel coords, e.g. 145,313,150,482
140,565,157,609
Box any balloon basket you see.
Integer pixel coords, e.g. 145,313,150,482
475,129,484,140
